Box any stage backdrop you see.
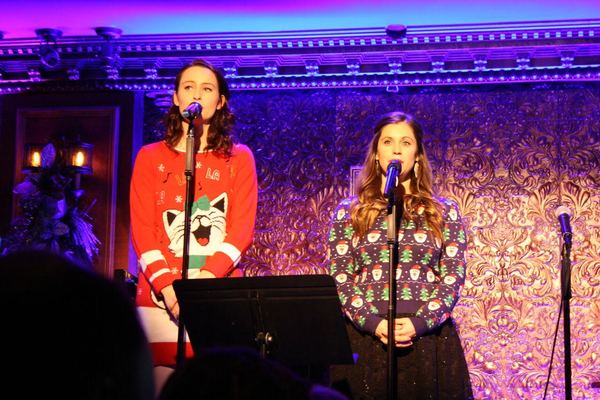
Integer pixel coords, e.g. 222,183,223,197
144,82,599,399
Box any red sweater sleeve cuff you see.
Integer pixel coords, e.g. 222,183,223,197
144,260,175,294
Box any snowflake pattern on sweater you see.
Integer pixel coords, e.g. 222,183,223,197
328,197,467,336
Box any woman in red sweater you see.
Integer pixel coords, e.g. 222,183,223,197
130,59,258,395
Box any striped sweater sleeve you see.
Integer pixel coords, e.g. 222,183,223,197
130,145,175,293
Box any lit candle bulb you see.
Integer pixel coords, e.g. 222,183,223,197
31,151,41,167
73,151,85,167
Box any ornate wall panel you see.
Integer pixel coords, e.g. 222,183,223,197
144,82,599,399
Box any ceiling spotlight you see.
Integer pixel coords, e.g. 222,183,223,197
94,27,122,40
385,24,408,39
94,27,122,63
35,28,62,68
35,28,62,42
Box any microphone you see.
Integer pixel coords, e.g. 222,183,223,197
383,160,401,198
182,102,202,120
555,206,572,246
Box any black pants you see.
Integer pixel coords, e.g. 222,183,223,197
330,318,473,400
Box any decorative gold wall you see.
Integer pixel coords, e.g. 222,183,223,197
145,83,599,399
437,88,600,400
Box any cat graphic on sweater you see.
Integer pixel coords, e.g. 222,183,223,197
163,193,227,278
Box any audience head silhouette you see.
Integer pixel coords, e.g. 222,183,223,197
1,250,154,400
160,346,347,400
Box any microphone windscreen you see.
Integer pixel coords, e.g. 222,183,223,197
554,206,572,219
387,159,401,173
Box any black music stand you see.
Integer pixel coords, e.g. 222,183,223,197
173,274,354,383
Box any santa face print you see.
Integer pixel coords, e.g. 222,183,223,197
337,208,346,220
428,299,442,311
351,296,364,308
336,241,349,255
448,207,458,221
336,273,348,284
410,265,421,280
367,230,381,243
446,243,458,257
372,265,383,281
426,270,435,283
444,275,457,285
414,229,427,243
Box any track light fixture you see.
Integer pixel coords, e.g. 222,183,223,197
385,24,408,39
95,27,122,60
94,26,122,40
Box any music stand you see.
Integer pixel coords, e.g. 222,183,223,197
173,274,354,382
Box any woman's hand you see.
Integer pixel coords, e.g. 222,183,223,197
195,270,216,279
162,270,216,321
375,318,417,347
161,284,179,321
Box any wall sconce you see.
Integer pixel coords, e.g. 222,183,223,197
67,142,93,174
67,141,93,196
22,140,93,197
23,143,45,172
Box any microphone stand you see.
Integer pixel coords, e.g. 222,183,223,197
175,118,197,370
560,233,572,400
386,191,400,400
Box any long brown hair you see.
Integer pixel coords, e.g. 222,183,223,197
350,111,443,241
163,59,235,157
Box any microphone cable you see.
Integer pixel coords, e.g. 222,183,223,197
542,294,563,400
543,230,571,400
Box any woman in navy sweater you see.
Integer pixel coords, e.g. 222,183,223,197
328,111,473,400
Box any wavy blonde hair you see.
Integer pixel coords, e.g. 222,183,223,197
350,111,443,241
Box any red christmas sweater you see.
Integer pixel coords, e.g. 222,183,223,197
130,140,257,365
